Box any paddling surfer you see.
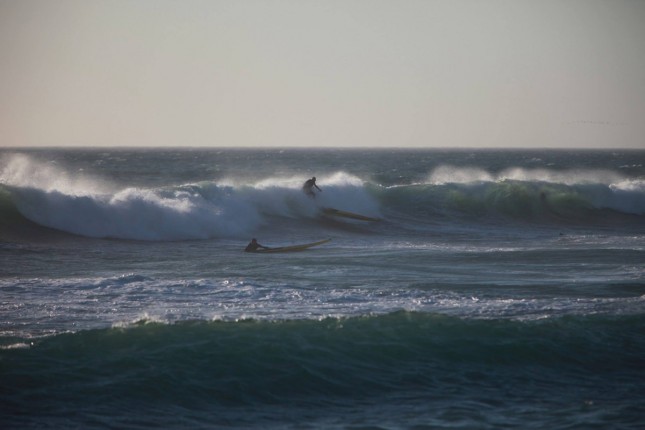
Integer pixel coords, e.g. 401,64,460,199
245,238,270,252
302,177,322,198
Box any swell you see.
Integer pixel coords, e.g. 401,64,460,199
2,312,644,400
2,312,644,428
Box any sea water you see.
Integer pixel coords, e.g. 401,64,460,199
1,148,644,429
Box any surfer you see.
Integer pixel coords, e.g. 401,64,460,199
245,238,270,252
302,177,322,198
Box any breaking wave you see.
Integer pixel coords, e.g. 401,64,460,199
1,155,643,240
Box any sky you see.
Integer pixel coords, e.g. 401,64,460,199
1,0,644,149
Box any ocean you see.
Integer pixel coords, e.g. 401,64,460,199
1,148,644,429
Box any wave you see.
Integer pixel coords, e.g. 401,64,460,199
1,155,643,241
385,166,645,222
1,311,643,403
0,180,380,241
2,311,644,428
0,155,381,240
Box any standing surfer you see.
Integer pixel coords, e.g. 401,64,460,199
302,177,322,198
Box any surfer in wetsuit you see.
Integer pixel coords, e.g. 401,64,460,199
302,177,322,198
245,238,269,252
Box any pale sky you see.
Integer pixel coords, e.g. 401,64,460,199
1,0,644,148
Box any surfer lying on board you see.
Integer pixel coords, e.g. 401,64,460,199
302,177,322,198
245,238,270,252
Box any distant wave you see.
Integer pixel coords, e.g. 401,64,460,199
384,165,645,221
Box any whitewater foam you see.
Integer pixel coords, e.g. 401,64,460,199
427,165,626,186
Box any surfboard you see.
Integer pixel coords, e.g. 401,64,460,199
321,208,380,222
251,238,331,253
